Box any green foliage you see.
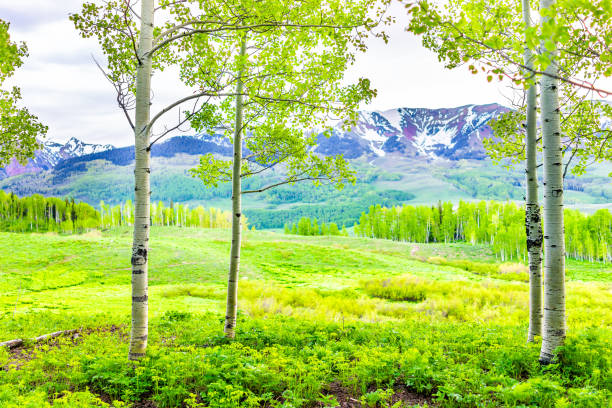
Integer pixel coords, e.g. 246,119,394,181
485,88,612,176
1,314,610,408
0,190,99,233
0,19,47,166
99,200,245,229
285,217,347,237
408,0,612,171
362,276,427,302
186,0,387,214
359,388,396,407
354,200,612,263
0,189,246,233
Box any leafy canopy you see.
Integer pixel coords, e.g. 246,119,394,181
0,19,47,167
188,4,383,192
407,0,612,176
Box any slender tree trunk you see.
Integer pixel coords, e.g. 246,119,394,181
129,0,154,361
522,0,543,343
224,37,247,339
539,0,566,365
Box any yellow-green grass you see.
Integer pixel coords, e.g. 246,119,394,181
0,228,610,407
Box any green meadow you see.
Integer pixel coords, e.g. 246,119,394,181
0,228,610,407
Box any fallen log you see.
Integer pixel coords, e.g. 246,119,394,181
0,339,23,349
0,329,78,350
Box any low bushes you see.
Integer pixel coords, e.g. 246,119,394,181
1,314,610,407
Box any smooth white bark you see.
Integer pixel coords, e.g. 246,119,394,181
539,0,566,364
523,0,543,343
224,38,247,339
129,0,154,361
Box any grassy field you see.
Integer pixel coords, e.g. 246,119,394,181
0,228,610,407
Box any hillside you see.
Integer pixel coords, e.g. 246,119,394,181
1,228,610,407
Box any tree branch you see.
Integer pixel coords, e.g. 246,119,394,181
241,176,328,194
149,20,365,56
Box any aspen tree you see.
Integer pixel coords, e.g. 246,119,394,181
224,37,247,338
521,0,543,342
538,0,566,364
189,1,384,337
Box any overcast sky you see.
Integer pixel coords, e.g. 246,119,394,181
1,1,526,147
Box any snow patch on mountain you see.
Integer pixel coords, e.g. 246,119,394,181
0,138,114,179
41,137,114,167
315,103,509,160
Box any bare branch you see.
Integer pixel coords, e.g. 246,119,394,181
147,91,237,132
241,176,328,194
92,55,135,130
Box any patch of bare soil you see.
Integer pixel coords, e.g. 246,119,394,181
132,400,159,408
92,390,158,408
391,384,434,406
316,382,435,407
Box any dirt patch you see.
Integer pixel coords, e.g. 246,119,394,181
132,400,159,408
316,382,435,407
391,384,434,406
92,390,158,408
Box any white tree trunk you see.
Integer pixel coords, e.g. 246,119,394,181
129,0,154,361
224,38,247,339
539,0,566,364
522,0,543,343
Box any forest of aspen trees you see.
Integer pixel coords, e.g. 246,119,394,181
284,217,348,236
352,201,612,263
0,190,99,233
0,190,238,232
99,200,239,229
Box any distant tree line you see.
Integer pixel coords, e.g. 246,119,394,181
99,200,243,229
354,201,611,263
0,190,99,233
284,217,348,236
0,190,242,232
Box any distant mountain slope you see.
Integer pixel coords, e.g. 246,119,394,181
315,103,509,159
52,135,232,180
0,137,114,179
0,103,508,181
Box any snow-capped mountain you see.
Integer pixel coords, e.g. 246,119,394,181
0,104,509,180
1,137,114,178
316,103,509,160
41,137,114,167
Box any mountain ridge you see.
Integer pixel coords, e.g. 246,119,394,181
0,103,509,182
0,137,114,179
315,103,508,159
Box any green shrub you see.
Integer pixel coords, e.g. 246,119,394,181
362,277,427,302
